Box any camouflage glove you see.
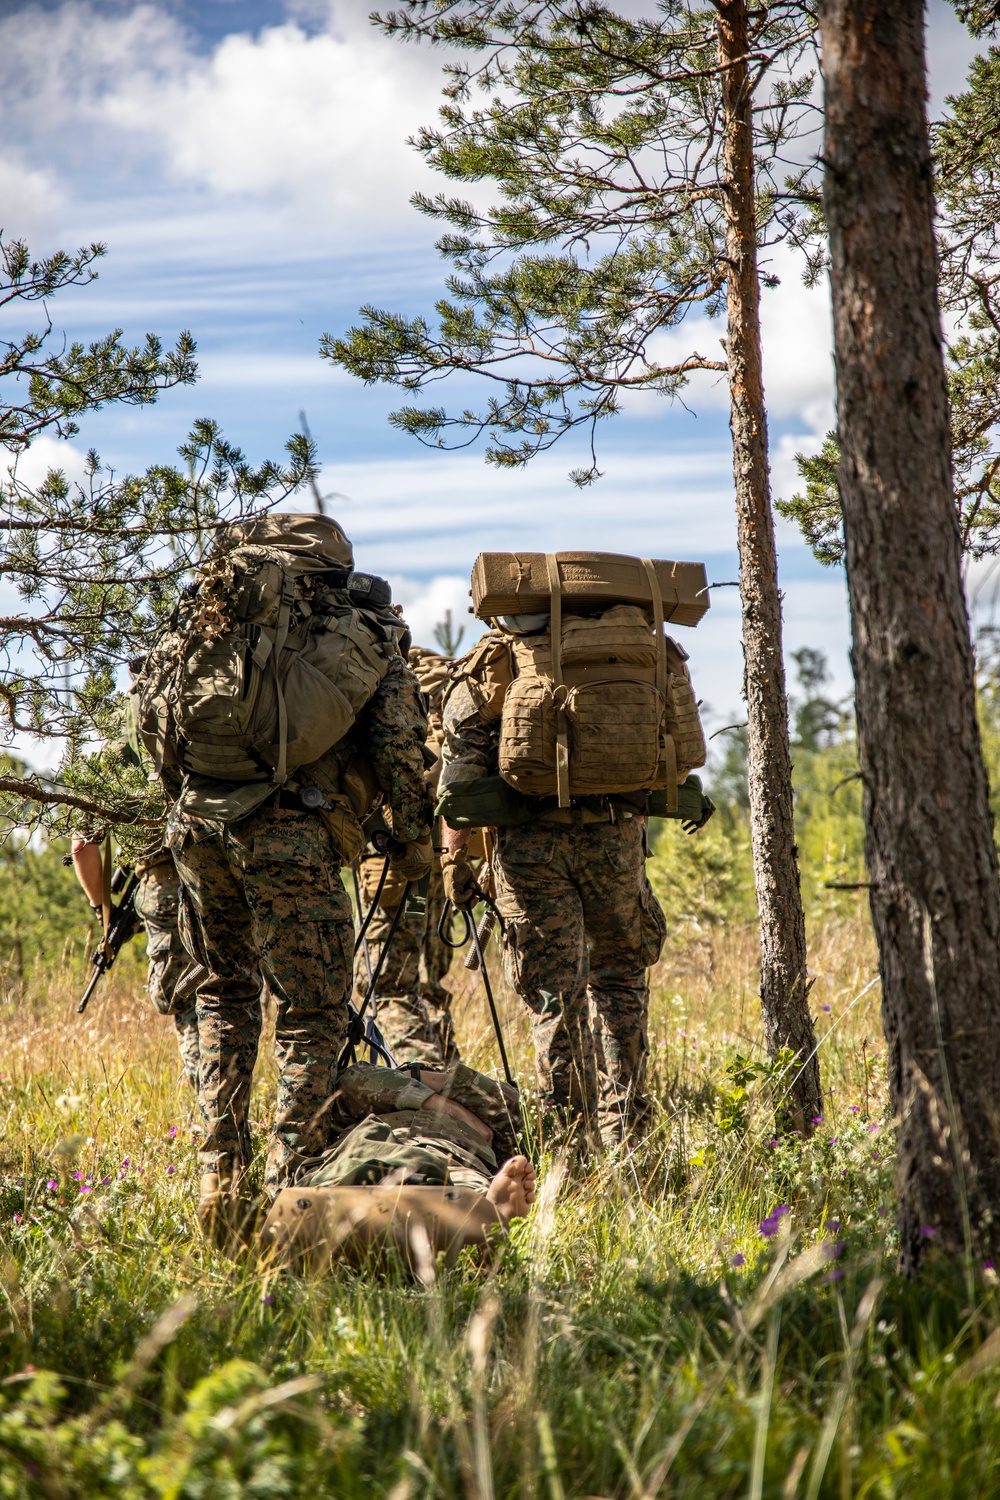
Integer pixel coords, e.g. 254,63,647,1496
441,849,483,910
682,791,716,835
390,833,434,882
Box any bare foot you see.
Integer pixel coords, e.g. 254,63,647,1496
485,1155,537,1225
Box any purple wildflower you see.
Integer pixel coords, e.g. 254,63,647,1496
824,1219,841,1234
811,1115,824,1125
261,1294,275,1305
72,1171,82,1181
921,1226,939,1239
45,1180,57,1191
849,1105,860,1113
824,1268,845,1283
99,1176,111,1186
168,1126,178,1138
877,1207,887,1218
759,1205,790,1239
12,1213,20,1223
166,1165,176,1175
984,1260,996,1272
79,1186,91,1194
822,1241,844,1262
828,1137,838,1146
822,1005,831,1012
730,1253,746,1268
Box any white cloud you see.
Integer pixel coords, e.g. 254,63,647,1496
316,442,739,577
389,573,485,656
0,1,449,250
3,436,91,492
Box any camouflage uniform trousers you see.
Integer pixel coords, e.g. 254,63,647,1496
133,852,200,1092
494,815,666,1147
352,855,458,1068
299,1062,522,1193
171,802,352,1188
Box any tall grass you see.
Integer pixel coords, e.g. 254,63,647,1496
1,882,998,1499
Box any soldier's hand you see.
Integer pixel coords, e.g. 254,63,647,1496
682,791,716,834
391,833,434,881
441,849,482,909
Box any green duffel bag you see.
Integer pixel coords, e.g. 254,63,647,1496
437,771,715,830
436,774,537,829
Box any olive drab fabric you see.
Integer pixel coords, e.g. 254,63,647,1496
462,603,707,810
135,514,391,788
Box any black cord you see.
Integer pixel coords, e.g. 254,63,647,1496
355,853,391,948
437,898,473,949
470,909,515,1089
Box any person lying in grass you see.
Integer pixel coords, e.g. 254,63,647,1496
203,1062,536,1266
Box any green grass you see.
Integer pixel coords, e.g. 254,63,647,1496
1,896,999,1499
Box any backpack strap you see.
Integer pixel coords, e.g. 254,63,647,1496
546,553,571,808
642,558,677,811
272,573,296,785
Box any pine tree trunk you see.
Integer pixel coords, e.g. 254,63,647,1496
716,0,822,1132
819,0,1000,1271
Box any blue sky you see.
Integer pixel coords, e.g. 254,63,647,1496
0,0,984,745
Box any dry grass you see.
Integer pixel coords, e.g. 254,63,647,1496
2,899,996,1499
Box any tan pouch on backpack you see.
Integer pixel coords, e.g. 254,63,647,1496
496,556,706,808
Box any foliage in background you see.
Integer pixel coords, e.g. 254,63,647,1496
327,1,820,481
779,39,1000,565
653,647,866,939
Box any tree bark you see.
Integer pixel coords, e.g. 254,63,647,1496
819,0,1000,1271
717,0,822,1133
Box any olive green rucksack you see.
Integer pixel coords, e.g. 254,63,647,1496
136,514,395,785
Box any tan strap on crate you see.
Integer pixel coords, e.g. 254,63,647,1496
643,557,676,810
641,558,666,698
546,553,571,807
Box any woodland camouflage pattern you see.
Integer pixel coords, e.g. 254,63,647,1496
167,653,432,1188
297,1062,522,1193
441,662,666,1146
352,855,458,1067
133,852,201,1092
172,803,348,1186
352,646,458,1067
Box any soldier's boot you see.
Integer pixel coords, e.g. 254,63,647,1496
264,1137,310,1201
197,1167,259,1253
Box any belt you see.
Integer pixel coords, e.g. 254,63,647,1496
538,803,634,827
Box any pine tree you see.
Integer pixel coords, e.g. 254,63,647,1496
327,0,824,1127
780,27,1000,567
819,0,1000,1270
0,234,313,833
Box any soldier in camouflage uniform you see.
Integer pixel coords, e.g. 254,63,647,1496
439,632,667,1150
259,1061,534,1266
165,599,433,1203
351,645,459,1068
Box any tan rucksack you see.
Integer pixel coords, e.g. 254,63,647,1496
136,514,395,786
462,555,706,808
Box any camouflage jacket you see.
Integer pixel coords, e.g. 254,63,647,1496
297,1062,521,1193
438,632,508,793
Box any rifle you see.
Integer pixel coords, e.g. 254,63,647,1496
77,870,141,1014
